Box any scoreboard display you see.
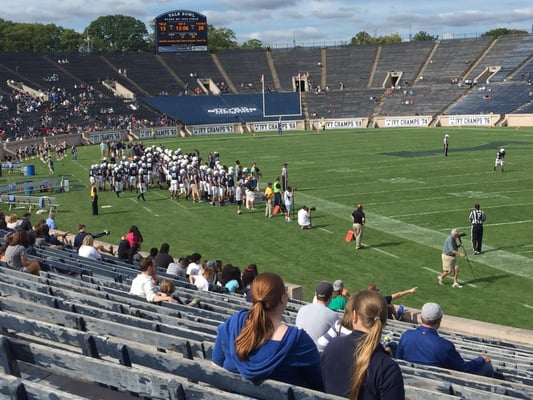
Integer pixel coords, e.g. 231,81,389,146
156,10,208,53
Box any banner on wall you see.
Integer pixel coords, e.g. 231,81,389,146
448,115,492,126
384,117,430,127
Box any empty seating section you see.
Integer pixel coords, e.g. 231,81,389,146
270,47,323,91
160,52,226,92
380,86,467,117
446,82,532,115
306,89,383,118
490,35,533,81
466,35,528,82
59,54,118,86
513,57,533,82
325,46,377,89
421,38,492,84
1,238,532,400
104,53,181,96
216,50,270,93
371,42,434,88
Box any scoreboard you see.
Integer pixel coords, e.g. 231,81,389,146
156,10,208,53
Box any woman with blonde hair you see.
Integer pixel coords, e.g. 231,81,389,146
321,290,404,399
212,272,323,390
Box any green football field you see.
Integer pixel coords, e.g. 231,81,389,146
4,126,533,330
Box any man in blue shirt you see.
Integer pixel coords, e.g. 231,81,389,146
439,228,465,288
397,303,495,377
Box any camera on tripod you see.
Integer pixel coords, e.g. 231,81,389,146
457,232,467,238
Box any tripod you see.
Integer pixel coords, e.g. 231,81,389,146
458,236,476,280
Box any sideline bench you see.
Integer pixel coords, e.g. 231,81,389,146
0,194,60,212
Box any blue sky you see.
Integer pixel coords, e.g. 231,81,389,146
3,1,533,46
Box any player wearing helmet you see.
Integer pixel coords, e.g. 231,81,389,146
494,148,505,172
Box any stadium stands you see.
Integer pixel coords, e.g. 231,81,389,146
370,41,434,88
419,37,492,85
1,237,532,400
270,47,323,91
216,49,271,93
446,82,532,115
3,35,533,399
325,45,378,90
3,35,533,142
465,35,533,83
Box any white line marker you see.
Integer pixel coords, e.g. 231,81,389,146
524,304,533,310
318,227,333,233
368,246,399,259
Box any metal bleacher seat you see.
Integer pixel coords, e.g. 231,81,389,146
4,241,533,400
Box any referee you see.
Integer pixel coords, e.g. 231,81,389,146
468,203,486,255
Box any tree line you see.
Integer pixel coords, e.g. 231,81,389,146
0,16,527,53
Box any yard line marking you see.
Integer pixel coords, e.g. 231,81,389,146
128,197,159,216
389,201,533,218
368,246,399,259
143,206,158,216
295,192,533,280
318,227,333,233
524,304,533,310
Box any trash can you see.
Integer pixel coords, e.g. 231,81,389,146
26,165,35,176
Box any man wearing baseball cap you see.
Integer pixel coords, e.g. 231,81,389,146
296,281,338,348
396,302,495,377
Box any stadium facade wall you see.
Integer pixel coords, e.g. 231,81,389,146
505,114,533,127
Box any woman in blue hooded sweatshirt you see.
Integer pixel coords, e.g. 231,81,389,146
212,272,323,391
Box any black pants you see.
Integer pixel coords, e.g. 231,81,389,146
92,196,98,215
471,224,483,253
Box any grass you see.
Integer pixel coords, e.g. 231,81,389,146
5,126,533,330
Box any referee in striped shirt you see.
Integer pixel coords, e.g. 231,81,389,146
469,203,486,255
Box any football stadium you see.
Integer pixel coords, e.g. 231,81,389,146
0,14,532,400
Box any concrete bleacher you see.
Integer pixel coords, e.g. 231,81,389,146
159,52,226,93
490,35,533,82
379,85,467,117
446,82,532,115
270,47,323,91
370,41,434,88
3,36,533,138
465,35,529,83
420,37,492,84
1,243,533,400
325,45,378,90
216,50,271,93
305,88,384,119
104,53,181,96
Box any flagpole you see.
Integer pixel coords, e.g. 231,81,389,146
261,74,265,117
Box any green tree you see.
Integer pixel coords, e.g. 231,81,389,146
412,30,437,42
350,31,376,45
241,38,263,49
208,25,238,51
85,15,150,52
482,28,528,38
0,19,83,53
376,33,402,44
59,29,84,53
